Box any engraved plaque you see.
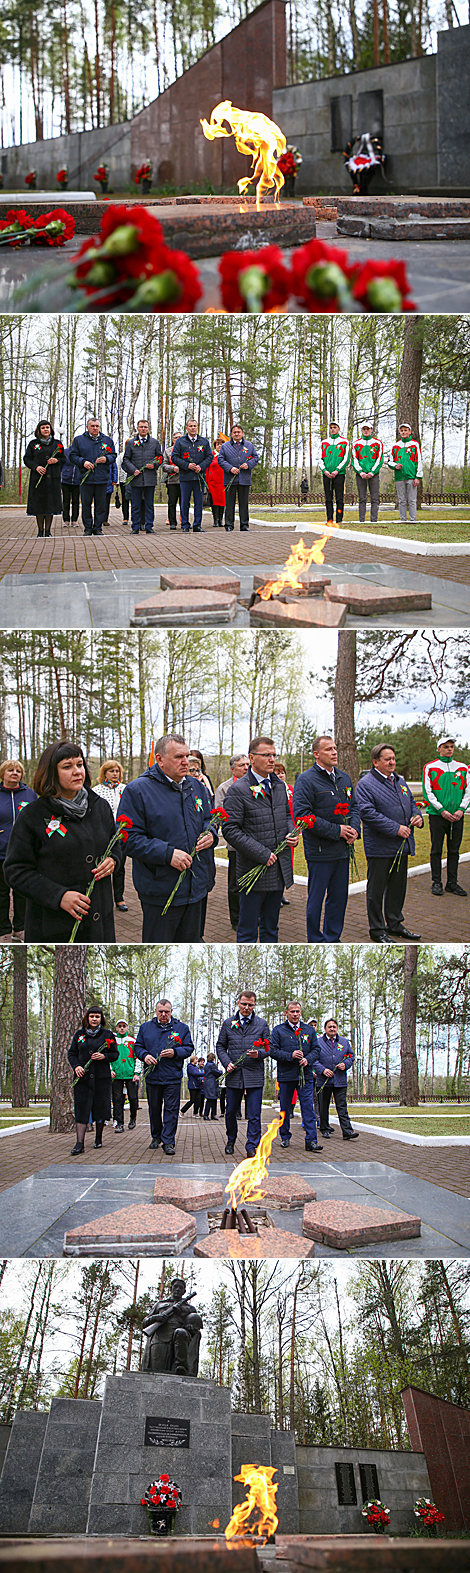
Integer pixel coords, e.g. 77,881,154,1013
359,1462,379,1500
144,1416,190,1448
335,1461,357,1505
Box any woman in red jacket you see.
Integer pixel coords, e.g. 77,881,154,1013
206,439,226,527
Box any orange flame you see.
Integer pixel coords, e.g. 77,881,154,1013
225,1112,284,1210
258,535,334,599
200,101,286,209
225,1465,278,1544
209,1519,220,1528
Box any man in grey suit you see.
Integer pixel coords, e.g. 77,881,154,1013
214,753,250,931
122,418,163,535
224,736,299,942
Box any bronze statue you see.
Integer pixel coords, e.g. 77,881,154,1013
142,1278,203,1376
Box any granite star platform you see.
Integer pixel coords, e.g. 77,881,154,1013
0,193,316,256
152,1177,225,1211
333,193,470,242
193,1227,316,1259
302,1199,421,1250
63,1201,197,1256
0,1542,261,1573
131,586,238,625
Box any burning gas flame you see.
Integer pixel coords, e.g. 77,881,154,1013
258,535,338,599
225,1112,284,1211
200,101,286,209
225,1465,279,1544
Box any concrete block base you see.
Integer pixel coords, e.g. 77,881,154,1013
249,599,346,628
132,589,238,626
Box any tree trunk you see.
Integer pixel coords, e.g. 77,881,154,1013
50,947,87,1132
11,948,29,1107
400,946,419,1105
334,632,359,783
397,319,424,508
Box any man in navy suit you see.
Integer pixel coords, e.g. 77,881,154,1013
293,736,360,942
224,737,299,942
313,1018,358,1141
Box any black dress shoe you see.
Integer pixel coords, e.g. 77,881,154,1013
320,1129,330,1138
225,1141,235,1154
240,526,249,531
148,1138,160,1149
128,1119,136,1129
305,1141,323,1151
343,1131,359,1140
431,881,444,895
71,1141,85,1155
281,895,290,906
246,1147,257,1157
386,926,421,939
370,932,394,943
115,901,128,911
162,1143,175,1155
445,883,467,896
94,1139,102,1149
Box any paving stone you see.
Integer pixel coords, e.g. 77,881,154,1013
0,1542,261,1573
303,196,338,222
160,572,241,593
194,1226,315,1258
336,195,470,219
274,1536,470,1572
338,215,470,241
132,588,238,625
152,1177,224,1211
302,1200,421,1249
249,598,346,628
324,582,432,615
63,1202,197,1255
259,1176,317,1209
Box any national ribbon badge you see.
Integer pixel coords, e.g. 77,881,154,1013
46,816,67,837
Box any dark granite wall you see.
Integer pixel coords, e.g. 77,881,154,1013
402,1386,470,1533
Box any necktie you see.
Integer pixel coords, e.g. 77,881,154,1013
262,777,271,795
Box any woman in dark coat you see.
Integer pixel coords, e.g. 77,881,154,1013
3,740,120,942
68,1005,118,1154
202,1054,222,1120
23,420,65,537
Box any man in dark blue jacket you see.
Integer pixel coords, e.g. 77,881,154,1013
218,424,259,531
134,997,193,1154
69,416,117,536
118,734,218,941
313,1019,358,1140
122,419,163,535
355,743,424,942
61,447,81,523
170,418,212,533
293,736,360,943
216,989,270,1156
270,1001,322,1152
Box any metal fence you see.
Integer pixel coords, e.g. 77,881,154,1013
249,491,470,509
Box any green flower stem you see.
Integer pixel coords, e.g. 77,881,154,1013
71,1057,93,1087
238,836,291,894
34,446,62,486
68,823,125,942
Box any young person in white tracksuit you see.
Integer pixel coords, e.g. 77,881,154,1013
387,421,423,523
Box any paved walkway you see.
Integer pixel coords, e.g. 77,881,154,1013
1,506,469,626
100,855,470,945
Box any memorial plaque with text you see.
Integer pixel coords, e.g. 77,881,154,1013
144,1417,190,1448
335,1461,357,1505
359,1462,379,1501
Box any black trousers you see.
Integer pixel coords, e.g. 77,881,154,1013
228,848,240,929
112,1078,138,1123
203,1097,218,1119
0,859,25,934
181,1088,202,1114
211,503,224,526
167,484,181,528
318,1081,354,1135
366,852,408,937
81,482,107,534
225,482,250,528
323,473,345,523
429,814,464,886
147,1080,181,1144
118,484,130,521
140,897,205,942
62,483,80,521
113,858,126,905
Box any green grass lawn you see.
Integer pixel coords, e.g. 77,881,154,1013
349,1113,470,1135
0,1105,48,1129
252,508,470,544
218,821,470,881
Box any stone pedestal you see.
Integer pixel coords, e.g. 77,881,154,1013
86,1374,233,1538
28,1399,101,1535
0,1412,48,1533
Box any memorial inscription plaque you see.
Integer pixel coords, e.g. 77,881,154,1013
335,1461,357,1505
144,1417,190,1448
359,1462,380,1500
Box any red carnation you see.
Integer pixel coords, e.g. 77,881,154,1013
129,243,202,312
290,238,355,312
211,805,229,822
351,258,417,313
33,208,76,246
295,814,316,829
334,803,350,816
219,246,291,312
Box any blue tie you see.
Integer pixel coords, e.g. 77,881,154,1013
262,777,271,795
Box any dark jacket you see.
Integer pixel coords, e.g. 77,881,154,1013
24,436,65,515
68,1025,119,1123
292,763,361,863
68,430,116,484
118,764,218,908
122,435,163,488
61,447,81,486
218,439,259,488
313,1032,354,1088
0,782,37,860
134,1015,193,1085
170,433,212,476
202,1061,222,1099
162,443,181,487
269,1019,318,1083
187,1061,204,1091
216,1011,270,1089
355,768,423,859
224,768,294,892
3,791,119,942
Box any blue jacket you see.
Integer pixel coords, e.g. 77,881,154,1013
202,1061,222,1099
170,433,212,475
216,1011,270,1089
293,763,361,863
269,1019,318,1083
313,1032,354,1088
61,447,81,486
134,1015,193,1084
0,782,37,859
355,768,423,858
118,763,218,907
187,1062,204,1091
106,459,118,494
218,438,259,488
68,429,117,482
